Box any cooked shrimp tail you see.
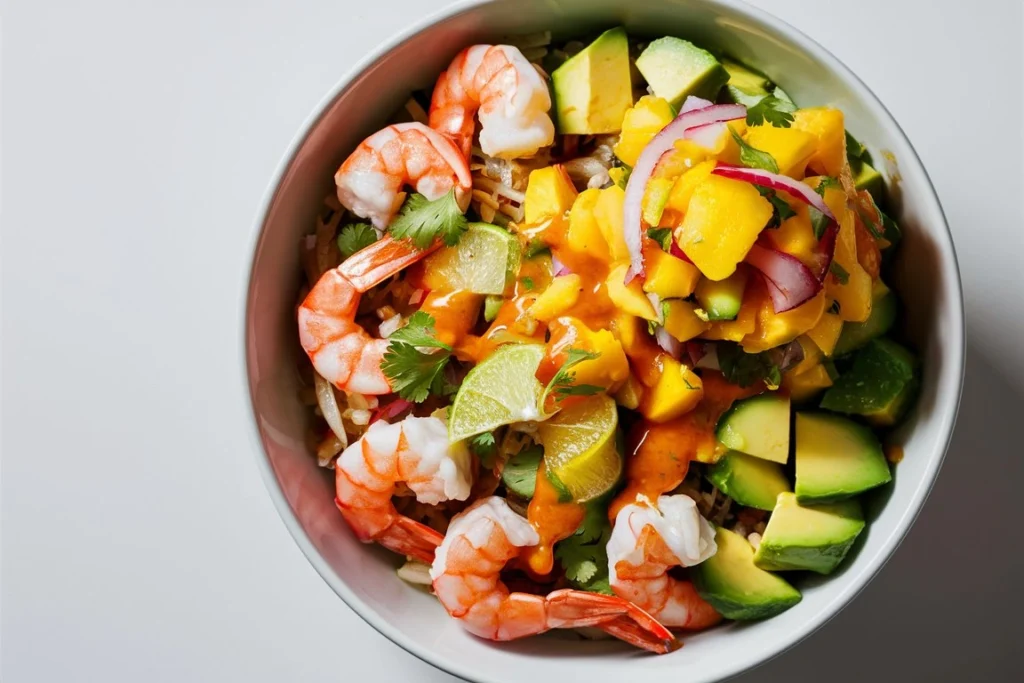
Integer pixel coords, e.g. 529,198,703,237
429,45,555,159
431,497,678,651
335,416,473,563
298,236,440,395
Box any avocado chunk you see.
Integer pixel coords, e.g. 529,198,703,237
636,37,728,108
707,450,791,511
820,338,918,426
852,157,884,202
483,294,504,322
695,270,747,321
694,527,802,620
716,393,791,464
754,493,865,575
552,27,633,134
833,281,897,356
795,413,891,503
723,59,772,95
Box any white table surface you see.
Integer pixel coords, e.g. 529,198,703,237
3,0,1022,681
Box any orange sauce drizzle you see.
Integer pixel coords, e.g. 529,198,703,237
521,460,585,577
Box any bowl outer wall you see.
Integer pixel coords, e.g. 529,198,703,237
242,1,965,682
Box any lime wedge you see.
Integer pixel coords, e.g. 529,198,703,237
448,344,545,443
536,395,623,502
423,222,521,295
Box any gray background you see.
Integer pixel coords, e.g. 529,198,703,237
2,0,1022,681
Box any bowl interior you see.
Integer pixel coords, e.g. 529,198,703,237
244,1,963,681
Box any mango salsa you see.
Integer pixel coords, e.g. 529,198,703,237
593,186,631,263
642,177,675,227
763,206,817,269
662,299,709,342
606,264,658,320
665,159,716,215
567,189,611,263
676,174,774,280
700,286,759,341
639,356,704,422
545,317,630,393
741,282,827,354
642,246,701,299
744,124,817,178
806,311,844,356
822,185,872,322
530,274,583,322
613,373,644,410
792,108,846,177
613,95,675,167
524,165,578,224
783,363,833,403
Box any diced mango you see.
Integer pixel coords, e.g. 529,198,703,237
763,206,817,269
654,139,709,182
640,356,704,423
545,317,629,393
614,96,676,167
594,186,631,263
741,282,827,354
606,264,658,320
783,363,833,403
715,120,748,166
642,246,702,299
665,160,716,215
676,175,774,281
567,189,610,263
805,311,844,356
525,165,578,224
611,311,645,356
662,299,709,342
613,373,644,410
744,125,817,178
530,274,583,322
700,286,759,341
792,108,846,177
608,167,628,187
790,335,824,376
822,186,872,322
642,177,675,227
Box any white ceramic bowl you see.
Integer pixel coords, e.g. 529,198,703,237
243,1,964,681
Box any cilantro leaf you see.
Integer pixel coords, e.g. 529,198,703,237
555,500,615,595
815,176,843,196
524,240,551,259
716,342,782,388
647,227,673,251
730,129,779,173
521,276,535,291
336,223,378,258
756,187,796,227
746,95,795,128
540,347,603,411
388,189,468,249
845,130,867,162
380,312,453,403
501,446,543,498
809,206,831,240
469,432,497,467
830,261,850,285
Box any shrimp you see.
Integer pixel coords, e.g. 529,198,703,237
430,497,679,654
335,415,473,564
429,45,555,159
607,495,722,630
298,235,440,395
334,122,472,230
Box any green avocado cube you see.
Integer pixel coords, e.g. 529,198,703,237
795,413,891,504
707,451,791,511
820,338,919,426
636,37,728,108
754,493,865,575
833,281,898,356
551,27,633,134
694,527,802,620
852,157,884,202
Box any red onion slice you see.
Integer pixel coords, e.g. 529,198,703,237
684,121,728,151
551,253,571,277
681,96,714,113
623,104,747,283
370,398,412,424
654,326,682,358
745,243,821,313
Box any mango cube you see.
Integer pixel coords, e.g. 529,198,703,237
530,274,583,322
741,289,827,354
640,356,704,422
792,108,846,177
525,165,578,223
662,299,709,342
642,247,701,299
613,96,675,167
665,160,716,215
783,363,833,403
594,186,631,264
606,264,658,320
676,175,774,281
806,311,844,356
744,125,817,178
822,186,872,322
764,206,817,269
567,189,610,263
613,373,644,410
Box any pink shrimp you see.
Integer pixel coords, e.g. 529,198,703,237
429,45,555,159
298,235,440,395
334,122,472,230
607,495,723,630
430,497,679,654
335,415,473,564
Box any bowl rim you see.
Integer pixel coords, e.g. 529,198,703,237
241,1,965,681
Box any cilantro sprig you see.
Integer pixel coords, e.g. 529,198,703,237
555,500,614,594
336,223,379,258
647,227,673,251
380,312,454,403
829,262,850,285
810,177,843,239
539,348,603,412
746,95,796,128
469,432,498,468
756,187,796,228
388,189,467,249
730,129,779,173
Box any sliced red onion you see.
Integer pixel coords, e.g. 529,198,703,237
370,398,412,424
681,96,714,113
409,288,427,306
654,326,682,358
686,342,706,367
694,344,721,371
551,253,571,277
668,239,692,263
684,121,728,151
623,104,747,283
745,243,821,313
711,164,840,280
